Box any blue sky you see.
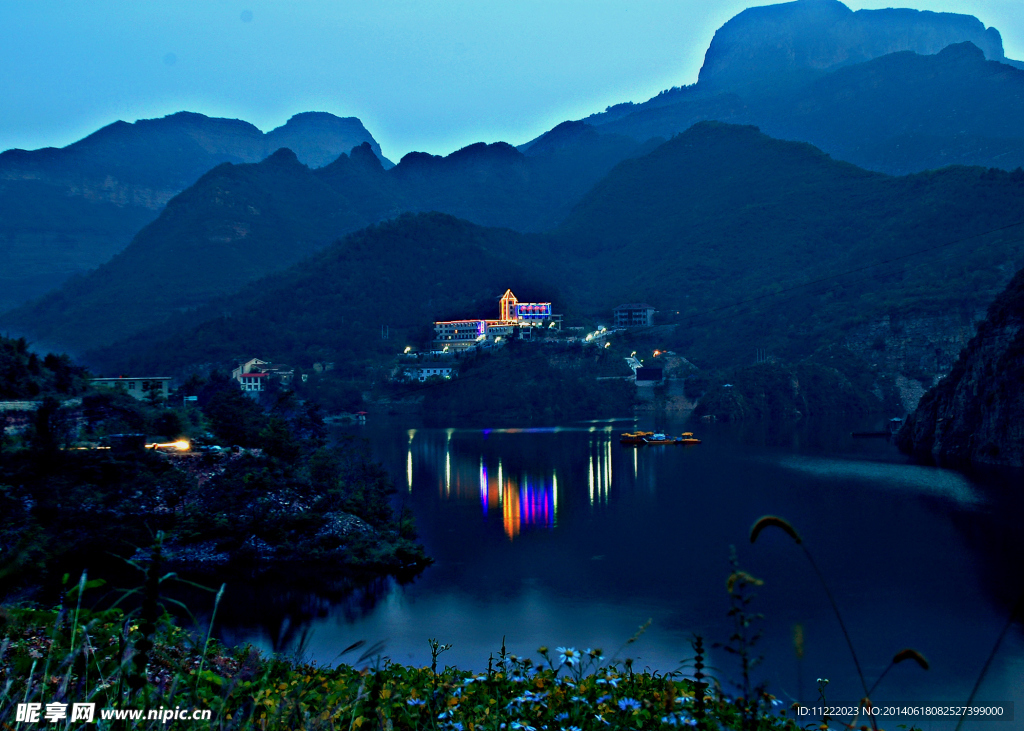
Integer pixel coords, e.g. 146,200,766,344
1,0,1021,160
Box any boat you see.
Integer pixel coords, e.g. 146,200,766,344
619,431,653,444
642,433,680,445
622,431,702,445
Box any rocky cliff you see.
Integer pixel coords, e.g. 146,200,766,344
897,267,1024,467
698,0,1006,94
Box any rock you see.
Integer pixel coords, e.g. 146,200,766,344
898,267,1024,467
699,0,1006,95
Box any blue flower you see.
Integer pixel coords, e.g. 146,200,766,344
555,712,569,721
596,694,611,704
406,698,426,706
618,697,641,712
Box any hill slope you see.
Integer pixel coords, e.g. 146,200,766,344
87,124,1024,398
1,132,652,354
84,213,551,376
545,122,1024,365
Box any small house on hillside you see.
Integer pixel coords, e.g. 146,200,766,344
232,358,294,393
614,303,655,328
92,376,172,401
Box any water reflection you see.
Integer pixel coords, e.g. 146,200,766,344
775,455,983,506
215,419,1024,728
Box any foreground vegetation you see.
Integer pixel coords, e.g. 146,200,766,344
1,568,802,731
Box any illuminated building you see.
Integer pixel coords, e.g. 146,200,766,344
433,289,561,351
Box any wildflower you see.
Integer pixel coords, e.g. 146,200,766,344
555,712,569,721
510,723,536,731
566,727,582,731
438,710,453,720
596,694,611,704
557,646,581,667
446,724,464,731
618,698,641,712
596,677,619,688
406,698,426,707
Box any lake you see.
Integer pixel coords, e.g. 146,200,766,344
218,417,1024,726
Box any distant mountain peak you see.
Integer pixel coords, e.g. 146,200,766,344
697,0,1005,94
264,147,303,166
520,120,599,155
936,40,986,62
264,112,392,169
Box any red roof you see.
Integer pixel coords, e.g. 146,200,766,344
241,372,268,378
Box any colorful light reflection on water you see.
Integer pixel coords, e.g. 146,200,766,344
406,426,620,538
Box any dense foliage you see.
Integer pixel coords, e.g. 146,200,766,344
0,334,88,399
85,213,555,376
691,348,901,422
0,373,427,601
418,341,635,426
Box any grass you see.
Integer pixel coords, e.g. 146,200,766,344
0,600,804,730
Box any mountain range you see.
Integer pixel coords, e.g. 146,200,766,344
6,0,1024,406
81,123,1024,386
0,112,388,312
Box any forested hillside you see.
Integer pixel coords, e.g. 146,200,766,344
84,213,553,376
546,122,1024,366
85,125,1024,388
1,131,651,354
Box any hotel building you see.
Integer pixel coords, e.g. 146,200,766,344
433,289,561,351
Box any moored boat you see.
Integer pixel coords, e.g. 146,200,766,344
678,432,702,445
642,433,679,445
619,431,653,444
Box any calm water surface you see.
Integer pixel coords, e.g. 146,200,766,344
219,418,1024,725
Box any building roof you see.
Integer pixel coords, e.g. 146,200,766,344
92,376,171,381
241,372,269,378
614,303,655,311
